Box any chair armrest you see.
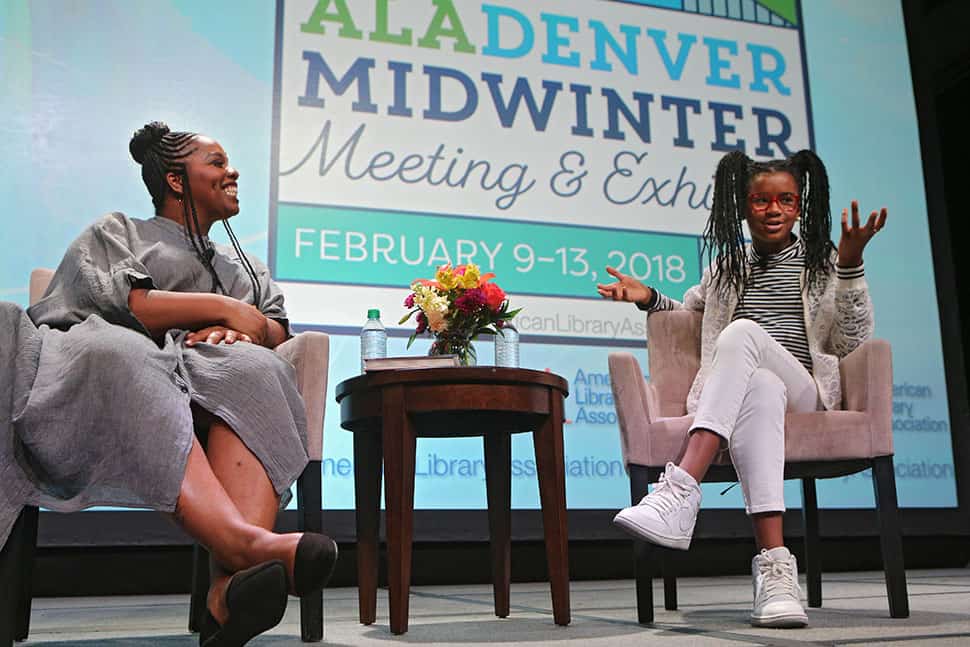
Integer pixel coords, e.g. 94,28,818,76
609,352,660,468
275,332,330,461
839,338,893,456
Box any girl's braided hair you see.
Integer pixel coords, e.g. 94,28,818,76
701,149,835,298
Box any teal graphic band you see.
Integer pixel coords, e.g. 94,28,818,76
275,202,700,299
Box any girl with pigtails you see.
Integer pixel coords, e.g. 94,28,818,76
598,149,887,628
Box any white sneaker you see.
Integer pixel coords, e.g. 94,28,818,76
750,546,808,628
613,462,701,550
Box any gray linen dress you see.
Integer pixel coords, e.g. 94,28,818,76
0,213,309,545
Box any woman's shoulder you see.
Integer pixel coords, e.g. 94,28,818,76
84,212,146,238
212,241,270,273
64,213,136,252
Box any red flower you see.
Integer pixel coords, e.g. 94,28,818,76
455,288,486,313
415,311,428,334
482,282,506,311
404,293,415,308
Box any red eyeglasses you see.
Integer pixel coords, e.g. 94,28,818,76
748,192,800,214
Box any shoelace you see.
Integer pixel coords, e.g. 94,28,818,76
759,555,797,598
639,470,689,515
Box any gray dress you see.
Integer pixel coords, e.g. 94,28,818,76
0,213,309,545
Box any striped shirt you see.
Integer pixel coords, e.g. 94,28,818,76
733,238,812,371
643,237,865,374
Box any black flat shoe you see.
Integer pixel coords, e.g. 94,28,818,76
293,533,339,597
199,559,288,647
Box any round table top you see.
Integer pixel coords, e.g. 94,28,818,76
335,366,569,402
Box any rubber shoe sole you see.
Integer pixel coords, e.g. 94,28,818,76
750,608,808,628
612,509,692,550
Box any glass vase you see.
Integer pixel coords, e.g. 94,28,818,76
429,333,477,366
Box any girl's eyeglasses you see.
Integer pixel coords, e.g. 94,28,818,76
748,192,799,214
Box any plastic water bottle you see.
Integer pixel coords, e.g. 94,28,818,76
494,325,520,368
360,308,387,372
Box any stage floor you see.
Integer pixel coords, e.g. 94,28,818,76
18,568,970,645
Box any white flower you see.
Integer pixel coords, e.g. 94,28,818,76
426,309,448,332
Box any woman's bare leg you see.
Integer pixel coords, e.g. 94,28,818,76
174,434,299,624
202,419,300,623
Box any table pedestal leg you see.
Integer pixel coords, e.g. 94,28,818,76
484,432,512,618
382,385,417,635
533,393,570,626
353,431,383,625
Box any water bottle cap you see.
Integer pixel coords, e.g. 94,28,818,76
367,308,380,319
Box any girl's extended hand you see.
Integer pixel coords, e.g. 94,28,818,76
596,266,653,304
185,326,253,346
838,200,887,267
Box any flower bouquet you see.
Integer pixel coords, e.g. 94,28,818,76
399,263,520,366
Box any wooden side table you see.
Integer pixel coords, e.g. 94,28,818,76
336,367,570,634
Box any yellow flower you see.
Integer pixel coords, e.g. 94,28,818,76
435,265,459,290
459,264,481,289
412,283,449,314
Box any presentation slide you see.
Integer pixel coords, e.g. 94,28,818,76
1,0,958,514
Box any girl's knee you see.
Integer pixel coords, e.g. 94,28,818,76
747,368,786,400
715,319,766,354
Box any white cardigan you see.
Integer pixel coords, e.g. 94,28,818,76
648,247,874,412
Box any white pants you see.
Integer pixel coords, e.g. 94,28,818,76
690,319,821,514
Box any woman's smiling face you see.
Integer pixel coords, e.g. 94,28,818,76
181,136,240,223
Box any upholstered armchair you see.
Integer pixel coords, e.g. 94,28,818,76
0,268,330,645
608,309,908,624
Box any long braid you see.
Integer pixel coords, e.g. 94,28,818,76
703,149,836,299
222,221,262,305
702,150,749,297
181,170,227,295
789,150,835,290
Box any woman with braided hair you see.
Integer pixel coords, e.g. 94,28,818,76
0,122,337,646
598,149,887,628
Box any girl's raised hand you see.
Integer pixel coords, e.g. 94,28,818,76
838,200,887,267
596,266,653,304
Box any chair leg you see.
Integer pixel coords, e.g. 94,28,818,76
629,466,654,624
1,508,30,647
661,549,678,611
297,460,324,642
188,544,210,633
14,506,38,641
800,478,822,607
871,456,909,618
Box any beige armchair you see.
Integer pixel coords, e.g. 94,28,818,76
608,309,908,623
2,268,330,644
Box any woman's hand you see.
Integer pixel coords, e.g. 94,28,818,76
596,266,653,304
185,326,253,347
838,200,887,267
220,298,270,346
